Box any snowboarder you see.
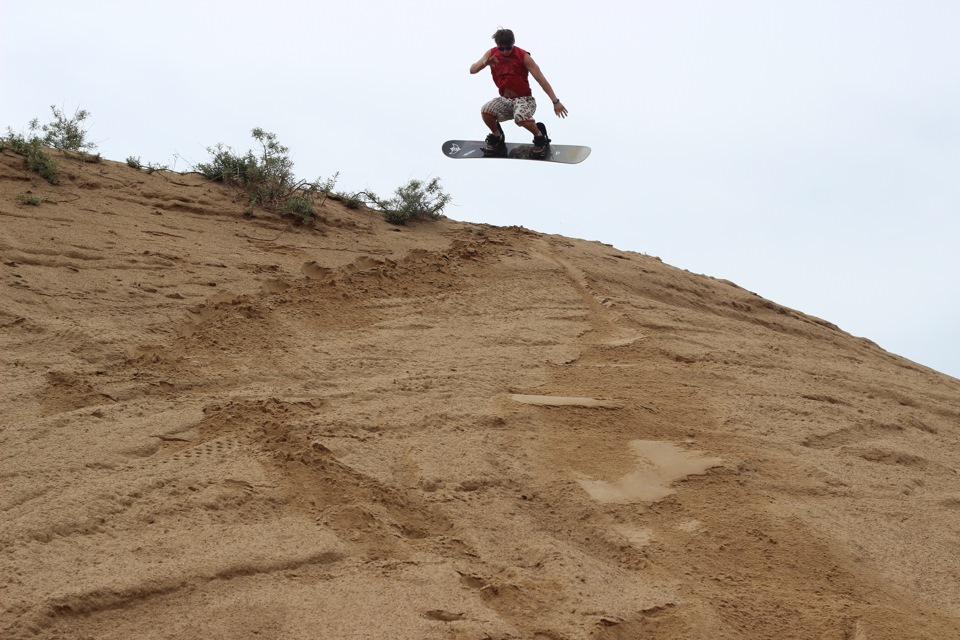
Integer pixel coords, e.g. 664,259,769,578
469,28,568,159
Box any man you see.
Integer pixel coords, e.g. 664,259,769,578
469,28,568,159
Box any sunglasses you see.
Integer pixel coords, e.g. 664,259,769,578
497,45,513,51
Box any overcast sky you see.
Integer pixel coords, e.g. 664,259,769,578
2,1,958,379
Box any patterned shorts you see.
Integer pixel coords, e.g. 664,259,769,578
481,96,537,125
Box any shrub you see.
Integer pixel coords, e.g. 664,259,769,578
126,156,142,169
145,161,169,174
280,195,314,223
1,130,59,184
2,105,97,184
39,105,98,155
196,143,257,184
197,128,335,223
17,193,41,206
340,194,362,209
368,178,452,225
196,128,296,210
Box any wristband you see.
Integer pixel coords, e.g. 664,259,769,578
552,98,560,105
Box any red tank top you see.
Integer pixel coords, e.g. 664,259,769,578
489,46,532,97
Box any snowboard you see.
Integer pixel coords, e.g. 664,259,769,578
442,140,591,164
443,140,590,164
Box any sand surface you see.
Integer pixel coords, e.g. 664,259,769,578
2,151,960,639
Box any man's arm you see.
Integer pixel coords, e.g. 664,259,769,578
470,50,495,74
525,54,568,118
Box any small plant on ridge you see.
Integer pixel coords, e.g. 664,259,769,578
362,177,452,225
196,128,335,223
2,105,98,184
38,105,98,156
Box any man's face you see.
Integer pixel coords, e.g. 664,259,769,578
497,44,514,56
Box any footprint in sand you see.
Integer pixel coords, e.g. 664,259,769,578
261,278,291,294
301,261,333,280
578,440,723,504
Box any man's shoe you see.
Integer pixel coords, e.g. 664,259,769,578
531,134,551,160
483,133,507,157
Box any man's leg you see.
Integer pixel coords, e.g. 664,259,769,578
514,98,542,140
518,121,540,137
483,112,504,138
480,100,508,156
514,97,549,157
519,119,550,155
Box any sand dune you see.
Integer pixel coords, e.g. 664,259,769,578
2,150,959,639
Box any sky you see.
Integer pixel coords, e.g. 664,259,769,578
2,1,958,379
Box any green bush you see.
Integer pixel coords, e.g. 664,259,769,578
17,193,41,206
280,195,314,223
39,105,98,155
2,105,97,184
196,143,258,184
340,194,362,209
197,128,335,222
1,130,59,184
370,178,452,225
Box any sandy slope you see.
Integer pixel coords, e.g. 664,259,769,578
2,150,959,639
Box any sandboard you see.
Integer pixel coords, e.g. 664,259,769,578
442,140,591,164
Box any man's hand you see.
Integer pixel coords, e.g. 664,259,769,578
525,55,568,118
470,52,498,74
